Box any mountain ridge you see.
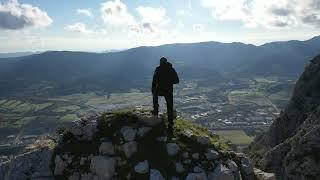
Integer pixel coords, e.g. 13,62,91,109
1,35,320,97
248,54,320,179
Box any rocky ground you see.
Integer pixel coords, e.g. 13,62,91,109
248,55,320,180
0,108,276,180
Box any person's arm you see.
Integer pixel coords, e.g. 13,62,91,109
171,68,179,84
152,68,158,94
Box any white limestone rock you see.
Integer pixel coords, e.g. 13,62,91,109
183,129,193,137
185,173,208,180
134,160,149,174
194,166,205,173
192,153,199,160
122,141,138,158
166,143,180,156
175,162,185,173
205,149,219,160
208,163,234,180
90,156,116,179
150,169,165,180
254,168,276,180
120,126,137,142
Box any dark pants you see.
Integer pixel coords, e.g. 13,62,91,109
153,93,174,126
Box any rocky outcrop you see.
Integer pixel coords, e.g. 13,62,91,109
51,109,254,180
0,108,256,179
0,139,56,180
249,55,320,179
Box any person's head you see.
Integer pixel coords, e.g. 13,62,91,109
160,57,167,65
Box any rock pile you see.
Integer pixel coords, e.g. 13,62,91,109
52,109,255,180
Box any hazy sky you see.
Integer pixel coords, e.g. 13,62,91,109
1,0,320,52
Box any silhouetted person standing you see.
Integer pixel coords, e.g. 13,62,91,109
152,57,179,131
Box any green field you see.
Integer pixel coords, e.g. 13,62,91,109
228,90,270,106
215,130,254,145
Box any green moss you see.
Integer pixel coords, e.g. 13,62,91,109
174,119,230,152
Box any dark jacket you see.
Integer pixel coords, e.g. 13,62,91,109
152,62,179,96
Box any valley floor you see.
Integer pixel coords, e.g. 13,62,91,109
0,75,295,157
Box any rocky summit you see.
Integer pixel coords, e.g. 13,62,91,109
0,109,261,180
248,55,320,180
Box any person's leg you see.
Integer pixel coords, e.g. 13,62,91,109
152,93,159,115
165,93,174,128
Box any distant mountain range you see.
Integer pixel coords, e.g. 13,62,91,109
0,52,39,58
0,36,320,97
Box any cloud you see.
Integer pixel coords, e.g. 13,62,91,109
200,0,320,28
99,0,173,39
64,22,90,33
77,9,93,17
133,6,170,35
193,24,205,32
100,0,136,26
0,0,52,30
136,6,168,25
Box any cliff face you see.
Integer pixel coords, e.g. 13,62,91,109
0,109,257,180
249,55,320,179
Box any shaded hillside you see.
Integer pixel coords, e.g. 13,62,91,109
248,54,320,179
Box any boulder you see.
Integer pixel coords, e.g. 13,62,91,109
166,143,180,156
208,163,234,180
175,162,185,173
227,160,241,180
193,166,205,173
239,155,254,179
185,173,208,180
183,129,193,137
54,155,67,176
120,126,137,142
90,156,116,179
150,169,165,180
205,149,219,160
99,142,115,155
254,168,276,180
192,153,199,160
134,160,149,174
122,141,138,158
